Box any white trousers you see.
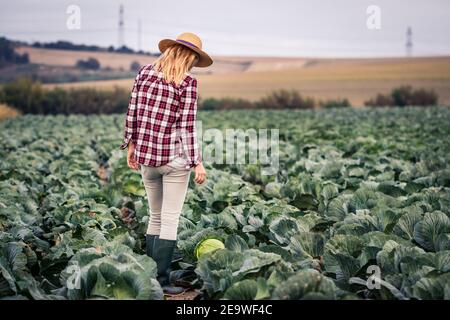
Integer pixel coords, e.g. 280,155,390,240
140,156,191,240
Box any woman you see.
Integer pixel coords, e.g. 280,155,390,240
120,32,212,294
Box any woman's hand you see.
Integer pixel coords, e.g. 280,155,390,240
127,141,140,171
194,162,206,184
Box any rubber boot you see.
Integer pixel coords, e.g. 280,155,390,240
145,234,157,258
152,237,185,295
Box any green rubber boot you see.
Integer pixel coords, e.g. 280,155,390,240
145,234,157,258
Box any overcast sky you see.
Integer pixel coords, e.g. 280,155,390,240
1,0,449,57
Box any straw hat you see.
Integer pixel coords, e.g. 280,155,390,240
158,32,213,68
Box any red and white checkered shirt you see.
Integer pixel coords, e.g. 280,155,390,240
119,63,201,169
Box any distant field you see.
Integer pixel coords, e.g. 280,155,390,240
16,46,450,105
195,56,450,105
44,57,450,106
15,46,154,71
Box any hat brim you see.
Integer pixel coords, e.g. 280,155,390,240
158,39,213,68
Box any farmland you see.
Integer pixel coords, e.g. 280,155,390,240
15,46,450,105
0,107,450,300
45,56,450,106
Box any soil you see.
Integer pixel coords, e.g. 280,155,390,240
166,289,200,300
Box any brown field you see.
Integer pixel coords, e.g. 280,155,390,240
0,103,21,120
16,46,154,71
17,46,450,106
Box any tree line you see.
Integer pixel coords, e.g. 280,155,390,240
0,37,29,68
0,78,441,115
32,40,157,56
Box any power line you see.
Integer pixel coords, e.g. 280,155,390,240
4,29,447,55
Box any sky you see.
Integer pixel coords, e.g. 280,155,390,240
1,0,450,58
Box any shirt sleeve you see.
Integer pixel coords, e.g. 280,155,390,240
178,78,202,169
119,70,141,150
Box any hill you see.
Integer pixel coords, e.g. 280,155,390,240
15,46,450,105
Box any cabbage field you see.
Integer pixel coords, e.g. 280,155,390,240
1,107,449,300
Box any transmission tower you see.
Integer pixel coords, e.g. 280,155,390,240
406,26,413,57
138,19,142,52
118,4,125,48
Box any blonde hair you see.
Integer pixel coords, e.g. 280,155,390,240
152,44,199,86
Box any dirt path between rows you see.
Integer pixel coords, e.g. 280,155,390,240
166,289,200,300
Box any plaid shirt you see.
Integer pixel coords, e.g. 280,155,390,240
119,63,201,169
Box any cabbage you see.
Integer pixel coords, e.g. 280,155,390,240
1,108,450,300
195,238,225,259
